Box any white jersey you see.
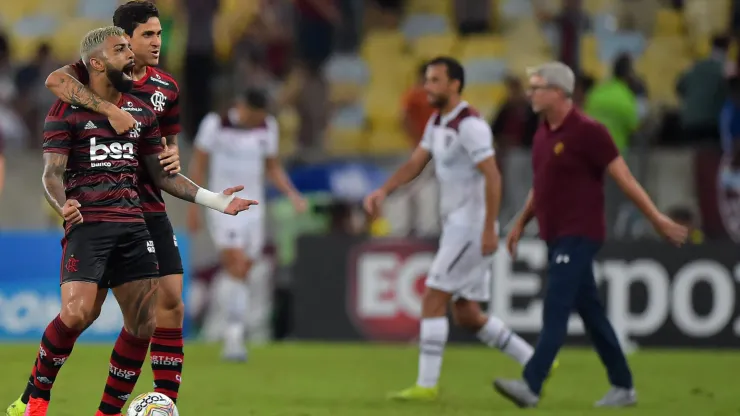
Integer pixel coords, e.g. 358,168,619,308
419,101,495,227
194,110,279,218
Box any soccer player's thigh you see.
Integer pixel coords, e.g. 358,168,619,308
60,223,118,327
107,222,160,337
452,262,492,325
425,226,481,313
145,214,185,324
209,214,251,279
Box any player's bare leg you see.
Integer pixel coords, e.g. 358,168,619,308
11,288,109,416
220,248,252,361
389,287,451,401
96,279,158,416
24,282,100,415
452,299,534,365
150,273,185,402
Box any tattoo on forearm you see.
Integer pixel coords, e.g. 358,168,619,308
143,154,199,202
42,153,68,215
58,76,105,112
112,278,158,338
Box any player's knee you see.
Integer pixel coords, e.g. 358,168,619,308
421,288,450,317
60,302,98,331
158,296,185,319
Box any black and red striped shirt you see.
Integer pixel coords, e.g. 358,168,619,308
70,61,181,213
42,96,163,229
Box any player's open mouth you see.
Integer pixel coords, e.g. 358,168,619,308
122,64,134,79
151,51,160,58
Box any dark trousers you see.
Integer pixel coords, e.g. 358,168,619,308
523,237,633,394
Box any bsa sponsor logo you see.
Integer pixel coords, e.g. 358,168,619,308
347,240,436,342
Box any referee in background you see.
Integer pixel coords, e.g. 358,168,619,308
493,62,688,408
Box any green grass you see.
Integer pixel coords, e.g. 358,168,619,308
1,343,738,415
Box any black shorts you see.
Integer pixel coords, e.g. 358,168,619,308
144,213,184,277
60,222,158,288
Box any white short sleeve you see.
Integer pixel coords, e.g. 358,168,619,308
458,117,495,164
265,115,279,157
419,114,437,151
194,112,222,153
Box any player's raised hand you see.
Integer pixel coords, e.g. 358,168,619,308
363,189,387,217
158,138,180,174
481,227,499,255
653,213,689,246
222,185,244,196
108,106,137,135
506,221,524,257
62,199,83,225
224,197,259,215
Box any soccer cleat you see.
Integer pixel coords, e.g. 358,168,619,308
595,387,637,407
388,385,439,401
23,398,48,416
492,379,540,408
5,398,26,416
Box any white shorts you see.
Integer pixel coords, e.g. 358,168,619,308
425,223,493,302
207,212,265,258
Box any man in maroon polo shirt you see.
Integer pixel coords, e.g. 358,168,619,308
492,62,688,408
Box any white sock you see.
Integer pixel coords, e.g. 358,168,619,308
416,317,449,388
476,316,534,365
226,274,250,328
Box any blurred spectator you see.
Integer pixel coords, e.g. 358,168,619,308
667,206,704,244
491,76,538,148
401,63,434,147
14,43,60,142
278,0,341,154
584,54,640,152
618,0,659,36
454,0,492,36
572,72,595,107
0,30,14,103
180,0,219,138
535,0,591,73
676,35,730,144
369,0,402,30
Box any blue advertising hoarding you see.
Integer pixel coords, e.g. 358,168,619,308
0,230,190,342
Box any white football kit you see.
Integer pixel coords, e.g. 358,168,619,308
194,110,278,258
420,101,497,302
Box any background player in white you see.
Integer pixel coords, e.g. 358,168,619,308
188,89,307,360
364,57,535,401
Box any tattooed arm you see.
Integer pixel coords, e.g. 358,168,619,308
45,65,137,134
42,153,69,216
142,153,199,202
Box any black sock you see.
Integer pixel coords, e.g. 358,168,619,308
20,359,37,404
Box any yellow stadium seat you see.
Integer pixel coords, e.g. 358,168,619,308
412,34,458,61
277,109,299,156
580,35,598,57
406,0,450,16
9,35,41,63
464,84,506,117
369,56,417,90
362,31,406,62
0,2,30,24
459,35,506,59
330,83,363,105
364,87,403,132
326,127,366,156
655,8,684,36
583,0,607,14
581,56,607,80
366,127,411,155
51,18,110,61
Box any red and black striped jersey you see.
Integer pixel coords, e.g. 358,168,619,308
70,61,180,213
42,95,163,229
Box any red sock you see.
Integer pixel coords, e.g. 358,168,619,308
150,327,184,403
98,328,151,415
31,315,81,401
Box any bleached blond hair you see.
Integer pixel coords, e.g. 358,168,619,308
80,26,126,66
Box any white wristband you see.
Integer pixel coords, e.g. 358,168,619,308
194,188,235,213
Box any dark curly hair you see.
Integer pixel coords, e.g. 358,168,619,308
113,1,160,37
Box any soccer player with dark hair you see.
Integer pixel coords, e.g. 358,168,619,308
492,62,688,408
20,26,256,416
8,2,188,414
365,56,535,401
187,88,306,360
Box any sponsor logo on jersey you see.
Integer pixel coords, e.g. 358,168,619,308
89,137,134,167
151,73,170,86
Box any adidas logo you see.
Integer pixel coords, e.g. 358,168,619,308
84,121,97,130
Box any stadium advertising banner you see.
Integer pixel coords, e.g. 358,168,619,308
0,231,191,342
293,236,740,348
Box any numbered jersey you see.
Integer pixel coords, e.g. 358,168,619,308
70,61,181,213
42,96,162,226
194,110,279,217
420,101,495,227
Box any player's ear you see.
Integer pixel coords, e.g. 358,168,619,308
88,56,106,73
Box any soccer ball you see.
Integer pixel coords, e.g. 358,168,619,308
126,392,179,416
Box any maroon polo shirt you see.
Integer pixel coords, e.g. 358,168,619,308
531,108,619,242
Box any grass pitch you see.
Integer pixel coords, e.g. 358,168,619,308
0,343,737,415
